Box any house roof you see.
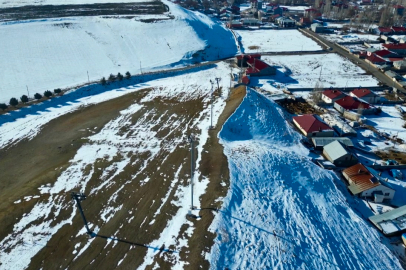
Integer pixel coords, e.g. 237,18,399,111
374,50,393,57
343,163,380,195
246,58,271,74
292,114,333,134
322,89,345,99
392,26,406,32
367,54,387,63
369,205,406,235
335,96,370,110
312,137,354,148
351,88,376,98
383,43,406,50
379,27,393,33
387,57,404,62
323,141,350,161
236,54,261,60
393,5,405,9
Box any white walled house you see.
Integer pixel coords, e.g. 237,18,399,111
322,89,346,104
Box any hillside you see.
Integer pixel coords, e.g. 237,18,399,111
209,89,403,269
0,0,237,103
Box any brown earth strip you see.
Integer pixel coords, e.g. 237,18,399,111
0,90,149,244
182,86,246,269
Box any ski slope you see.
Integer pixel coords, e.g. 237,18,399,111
209,89,402,269
0,0,237,103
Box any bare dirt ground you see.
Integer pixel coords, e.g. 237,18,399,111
0,1,168,22
0,84,246,269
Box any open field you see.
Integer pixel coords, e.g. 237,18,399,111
250,54,379,91
0,0,237,103
234,29,322,53
0,62,246,269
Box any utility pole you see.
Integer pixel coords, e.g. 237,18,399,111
215,77,221,92
319,66,323,81
87,71,90,84
210,80,214,129
188,135,195,211
140,61,142,74
26,85,30,99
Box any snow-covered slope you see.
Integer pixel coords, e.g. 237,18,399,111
0,1,237,103
209,89,402,269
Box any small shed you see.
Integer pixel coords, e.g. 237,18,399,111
323,141,358,167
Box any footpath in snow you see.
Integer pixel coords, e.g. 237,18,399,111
209,89,402,269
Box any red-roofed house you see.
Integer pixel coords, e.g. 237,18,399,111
321,89,347,104
383,43,406,55
292,114,334,138
236,54,261,67
393,5,405,16
241,75,250,85
370,50,399,58
334,96,373,115
350,88,380,103
392,26,406,34
366,54,389,64
377,27,393,35
246,58,276,76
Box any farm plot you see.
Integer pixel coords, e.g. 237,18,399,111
253,54,379,90
234,29,322,53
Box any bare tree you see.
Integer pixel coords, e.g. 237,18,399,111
309,81,324,104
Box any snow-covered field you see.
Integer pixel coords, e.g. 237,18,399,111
209,89,402,269
234,29,322,53
250,54,378,90
0,62,235,269
366,105,406,141
0,0,153,8
321,33,379,43
0,1,237,103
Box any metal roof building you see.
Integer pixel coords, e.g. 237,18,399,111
312,137,354,150
323,141,358,167
369,205,406,236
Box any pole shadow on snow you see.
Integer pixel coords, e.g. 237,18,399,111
0,64,217,128
199,207,340,268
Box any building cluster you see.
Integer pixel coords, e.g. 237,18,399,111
290,86,406,237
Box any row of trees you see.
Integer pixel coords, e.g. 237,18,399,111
100,71,131,85
1,70,133,112
0,89,62,111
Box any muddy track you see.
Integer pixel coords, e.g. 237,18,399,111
0,1,167,22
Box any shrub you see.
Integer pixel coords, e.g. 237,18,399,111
125,71,131,79
34,93,42,100
20,95,29,103
54,88,62,94
9,97,18,107
117,72,123,81
0,103,8,111
108,74,116,82
44,90,53,98
101,77,106,85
